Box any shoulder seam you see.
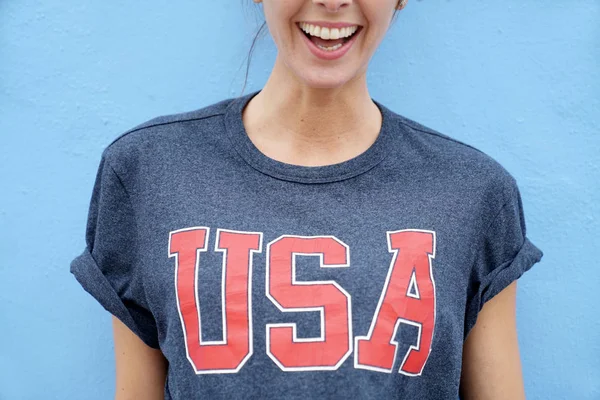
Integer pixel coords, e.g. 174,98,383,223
107,112,224,149
397,119,487,156
103,155,133,201
466,175,519,288
481,178,518,241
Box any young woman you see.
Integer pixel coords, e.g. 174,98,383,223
71,0,544,399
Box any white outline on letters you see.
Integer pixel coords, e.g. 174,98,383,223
168,226,263,374
265,234,353,372
353,229,436,376
406,269,421,299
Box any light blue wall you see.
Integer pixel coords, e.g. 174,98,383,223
1,1,598,399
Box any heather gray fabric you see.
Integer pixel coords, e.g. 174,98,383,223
70,89,543,399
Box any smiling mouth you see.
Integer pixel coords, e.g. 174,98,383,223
297,22,363,51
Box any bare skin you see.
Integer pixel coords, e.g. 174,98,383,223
460,281,526,399
242,58,384,167
112,316,167,400
243,0,402,167
112,0,528,398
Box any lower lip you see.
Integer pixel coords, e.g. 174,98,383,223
299,25,361,61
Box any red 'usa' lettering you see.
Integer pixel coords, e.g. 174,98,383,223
168,227,263,374
169,227,436,375
266,235,352,371
355,230,436,376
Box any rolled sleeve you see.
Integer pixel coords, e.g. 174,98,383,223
70,150,159,349
464,177,544,338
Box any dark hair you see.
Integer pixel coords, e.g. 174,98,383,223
239,21,268,97
239,5,401,96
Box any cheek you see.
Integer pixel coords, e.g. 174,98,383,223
364,13,395,49
263,2,299,49
361,0,397,31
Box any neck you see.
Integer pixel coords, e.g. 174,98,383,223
252,55,378,139
242,55,382,166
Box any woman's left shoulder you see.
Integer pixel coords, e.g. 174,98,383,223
392,113,519,196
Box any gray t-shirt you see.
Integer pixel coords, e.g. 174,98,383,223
70,89,543,399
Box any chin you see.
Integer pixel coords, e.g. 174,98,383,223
294,66,355,90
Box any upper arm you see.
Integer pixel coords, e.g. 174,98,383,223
113,316,168,400
459,281,526,400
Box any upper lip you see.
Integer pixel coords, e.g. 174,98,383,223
298,21,362,29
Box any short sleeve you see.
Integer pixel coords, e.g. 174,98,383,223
70,150,159,348
464,177,544,338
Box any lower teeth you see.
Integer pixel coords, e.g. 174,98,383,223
317,43,343,52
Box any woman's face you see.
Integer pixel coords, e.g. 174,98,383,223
257,0,403,89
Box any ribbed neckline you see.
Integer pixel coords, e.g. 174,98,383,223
224,89,397,184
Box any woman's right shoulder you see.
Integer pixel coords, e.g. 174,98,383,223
101,95,237,166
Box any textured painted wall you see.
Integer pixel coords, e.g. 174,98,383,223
1,1,598,399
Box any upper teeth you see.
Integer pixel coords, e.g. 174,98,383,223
299,22,358,40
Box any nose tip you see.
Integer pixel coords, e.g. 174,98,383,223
313,0,351,12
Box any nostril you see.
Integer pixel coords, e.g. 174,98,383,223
315,0,351,10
